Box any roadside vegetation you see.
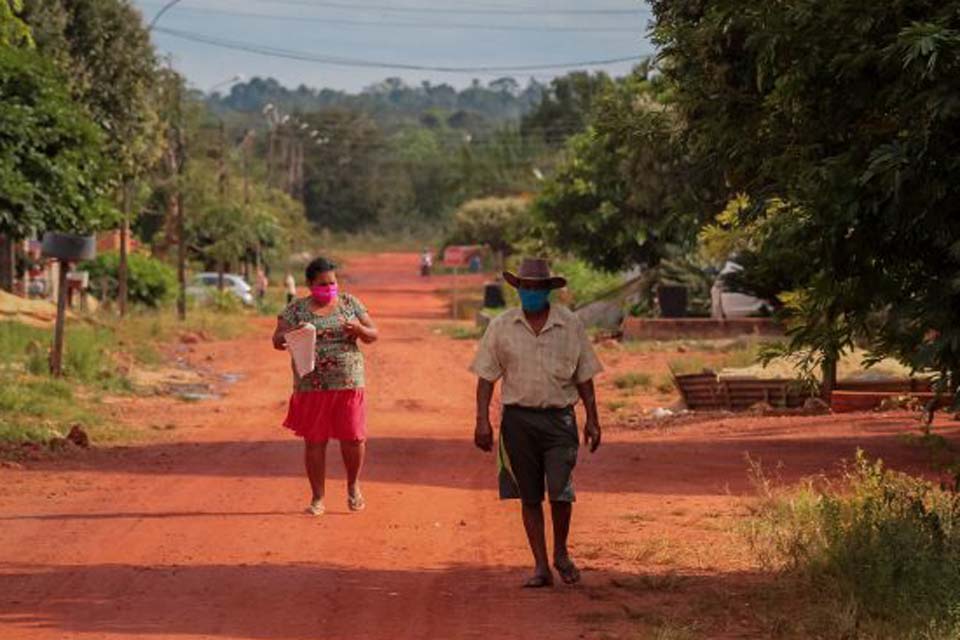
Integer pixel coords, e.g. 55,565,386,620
745,453,960,639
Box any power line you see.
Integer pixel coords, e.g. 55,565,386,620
239,0,649,16
139,3,647,33
153,26,649,73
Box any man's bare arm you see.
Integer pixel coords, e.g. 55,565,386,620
577,379,601,453
474,378,495,452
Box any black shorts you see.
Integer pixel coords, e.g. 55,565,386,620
498,405,579,504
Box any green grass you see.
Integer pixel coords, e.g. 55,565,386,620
743,452,960,639
434,323,485,341
0,305,253,449
0,374,123,445
656,375,677,394
614,371,653,390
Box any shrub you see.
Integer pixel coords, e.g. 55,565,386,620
614,372,652,390
84,251,176,308
553,258,623,308
745,452,960,638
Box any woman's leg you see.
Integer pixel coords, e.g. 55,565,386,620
339,439,366,491
304,440,328,501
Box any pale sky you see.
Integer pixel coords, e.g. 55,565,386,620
133,0,655,93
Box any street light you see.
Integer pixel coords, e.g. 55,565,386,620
147,0,184,31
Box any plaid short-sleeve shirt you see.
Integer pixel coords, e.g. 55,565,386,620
469,305,603,409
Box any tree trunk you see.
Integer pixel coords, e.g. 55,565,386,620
218,262,225,292
0,234,15,292
177,190,186,321
821,354,838,401
117,179,132,316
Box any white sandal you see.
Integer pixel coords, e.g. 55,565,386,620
347,486,366,512
305,499,326,516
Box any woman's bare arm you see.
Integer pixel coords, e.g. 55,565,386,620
272,317,293,350
345,312,379,344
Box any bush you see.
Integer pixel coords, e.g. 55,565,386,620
613,372,653,390
553,258,623,307
745,452,960,639
84,251,176,308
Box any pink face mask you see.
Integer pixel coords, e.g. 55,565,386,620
310,284,338,304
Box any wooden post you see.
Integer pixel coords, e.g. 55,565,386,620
452,266,459,320
50,261,69,376
0,234,14,292
118,179,132,316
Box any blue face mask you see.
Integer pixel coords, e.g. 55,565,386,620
518,288,550,313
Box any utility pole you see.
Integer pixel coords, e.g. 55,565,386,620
118,179,131,316
217,118,228,291
175,81,187,322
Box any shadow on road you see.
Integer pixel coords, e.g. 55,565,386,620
0,561,775,639
19,417,957,497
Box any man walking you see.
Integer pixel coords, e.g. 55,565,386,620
471,258,603,588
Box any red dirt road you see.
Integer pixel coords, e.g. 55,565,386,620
2,253,957,640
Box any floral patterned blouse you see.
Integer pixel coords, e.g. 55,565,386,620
279,294,367,392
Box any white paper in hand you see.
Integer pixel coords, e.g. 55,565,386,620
285,324,317,377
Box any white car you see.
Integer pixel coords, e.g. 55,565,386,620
186,272,255,306
710,261,772,319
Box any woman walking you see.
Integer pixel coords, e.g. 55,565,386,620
272,256,378,515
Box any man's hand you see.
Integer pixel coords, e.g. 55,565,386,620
584,418,601,453
474,418,494,452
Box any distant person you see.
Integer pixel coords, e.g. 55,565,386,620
471,258,603,588
284,271,297,305
256,269,269,302
420,248,433,277
272,256,379,516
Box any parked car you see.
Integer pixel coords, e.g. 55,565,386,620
710,261,772,319
186,272,255,306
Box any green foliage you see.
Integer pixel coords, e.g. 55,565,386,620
613,372,652,391
446,197,534,258
534,68,717,272
25,0,162,180
0,0,31,47
0,374,109,444
652,0,960,396
552,258,622,308
521,71,615,146
84,251,176,308
0,46,114,238
214,75,546,126
745,453,960,638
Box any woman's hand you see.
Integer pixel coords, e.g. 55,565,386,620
345,314,379,344
343,319,367,341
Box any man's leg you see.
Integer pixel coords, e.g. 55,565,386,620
521,502,552,585
544,409,581,584
550,501,572,563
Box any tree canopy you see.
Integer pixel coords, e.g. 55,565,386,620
0,46,114,238
534,69,716,272
653,0,960,390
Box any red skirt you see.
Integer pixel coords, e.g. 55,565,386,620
283,389,367,443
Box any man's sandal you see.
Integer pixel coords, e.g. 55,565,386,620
522,573,554,589
554,558,581,585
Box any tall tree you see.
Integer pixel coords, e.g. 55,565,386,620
653,0,960,398
25,0,161,314
534,69,717,272
0,46,114,289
